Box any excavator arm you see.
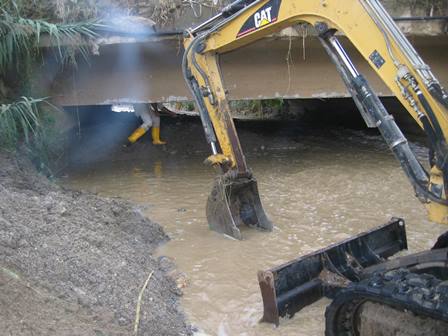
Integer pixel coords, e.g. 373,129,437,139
183,0,448,237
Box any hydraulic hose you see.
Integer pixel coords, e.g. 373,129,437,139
182,33,218,147
411,82,448,197
428,83,448,110
182,6,243,152
414,87,445,143
419,113,438,165
182,8,238,140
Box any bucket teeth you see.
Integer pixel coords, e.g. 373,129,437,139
206,172,272,239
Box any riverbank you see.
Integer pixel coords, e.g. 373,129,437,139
0,150,191,335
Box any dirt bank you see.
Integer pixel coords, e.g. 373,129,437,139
0,151,191,335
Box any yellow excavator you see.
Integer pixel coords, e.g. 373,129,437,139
182,0,448,333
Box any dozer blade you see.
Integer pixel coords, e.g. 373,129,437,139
206,172,272,240
258,218,407,325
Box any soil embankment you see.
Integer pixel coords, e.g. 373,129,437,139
0,151,191,335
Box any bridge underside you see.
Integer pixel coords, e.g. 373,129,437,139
43,35,448,106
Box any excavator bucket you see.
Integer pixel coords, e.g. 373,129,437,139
258,218,408,325
206,173,272,240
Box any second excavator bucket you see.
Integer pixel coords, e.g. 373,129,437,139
206,171,272,240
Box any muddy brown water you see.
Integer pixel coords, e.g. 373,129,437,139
64,121,446,335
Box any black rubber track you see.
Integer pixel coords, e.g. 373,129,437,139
325,269,448,336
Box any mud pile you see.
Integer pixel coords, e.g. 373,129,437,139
0,151,191,335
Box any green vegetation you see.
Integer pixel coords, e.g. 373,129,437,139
175,98,285,118
230,99,285,118
0,97,44,147
0,0,100,173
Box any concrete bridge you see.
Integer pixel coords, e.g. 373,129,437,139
38,1,448,107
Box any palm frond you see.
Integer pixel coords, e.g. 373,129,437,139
0,96,45,147
0,10,101,72
0,2,103,153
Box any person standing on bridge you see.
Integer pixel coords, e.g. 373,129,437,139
126,103,175,146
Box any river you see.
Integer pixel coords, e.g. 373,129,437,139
64,118,446,335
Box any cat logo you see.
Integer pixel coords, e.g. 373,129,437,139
254,7,272,28
237,0,281,37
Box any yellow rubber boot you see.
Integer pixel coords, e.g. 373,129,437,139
152,127,166,145
126,126,147,146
